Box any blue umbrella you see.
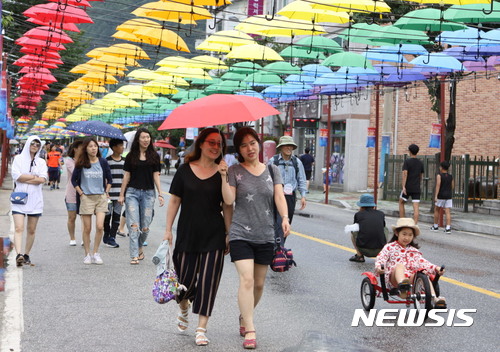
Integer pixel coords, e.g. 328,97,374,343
312,73,357,86
410,53,464,71
443,47,482,61
382,70,427,87
364,48,409,63
235,90,264,99
284,74,316,84
481,29,500,46
437,28,484,46
301,64,334,77
373,63,400,76
67,121,126,140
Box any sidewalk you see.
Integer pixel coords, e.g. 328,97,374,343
301,186,500,237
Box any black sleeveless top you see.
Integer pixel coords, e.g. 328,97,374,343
437,173,453,199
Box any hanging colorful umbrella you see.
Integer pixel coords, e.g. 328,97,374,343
23,26,74,44
226,44,284,61
394,8,467,32
23,3,94,24
278,0,351,24
323,52,374,69
280,46,327,60
264,61,302,75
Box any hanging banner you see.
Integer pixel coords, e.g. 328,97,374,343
319,128,328,147
247,0,264,16
379,135,391,182
366,127,376,148
429,123,441,148
186,128,198,140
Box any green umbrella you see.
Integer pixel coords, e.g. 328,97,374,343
190,77,222,85
204,80,249,94
338,23,387,46
375,26,433,45
280,46,326,59
394,8,467,32
263,61,301,75
444,2,500,24
228,61,262,74
171,89,206,101
143,97,173,107
220,71,248,81
243,72,284,86
295,36,343,54
322,52,374,69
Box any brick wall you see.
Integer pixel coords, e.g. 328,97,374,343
366,75,499,194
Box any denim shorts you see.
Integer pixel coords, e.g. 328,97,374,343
229,240,274,265
65,202,77,212
12,211,42,217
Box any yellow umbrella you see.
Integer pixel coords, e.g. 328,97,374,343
311,0,391,13
116,85,158,100
278,1,351,24
156,56,192,68
143,81,179,94
116,18,162,33
205,30,256,46
86,47,109,59
167,67,212,79
67,81,108,93
403,0,489,5
87,55,140,69
226,44,284,61
58,89,94,100
112,31,143,43
133,1,212,24
53,122,66,127
80,72,119,85
95,96,141,108
71,63,126,77
37,120,48,125
104,44,150,60
149,73,190,86
235,15,326,37
132,26,190,52
127,68,165,81
189,55,228,70
166,0,231,5
195,40,234,53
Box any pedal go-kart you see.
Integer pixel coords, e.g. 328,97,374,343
360,265,444,311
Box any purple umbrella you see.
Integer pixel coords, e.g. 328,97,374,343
465,45,500,56
382,70,427,87
463,59,496,72
443,47,483,61
487,56,500,66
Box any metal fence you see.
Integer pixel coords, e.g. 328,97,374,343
383,154,499,212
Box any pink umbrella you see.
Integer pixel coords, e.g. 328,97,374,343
463,60,496,72
19,67,53,74
13,57,59,69
23,26,74,44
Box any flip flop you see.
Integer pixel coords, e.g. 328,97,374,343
130,258,139,265
138,251,145,260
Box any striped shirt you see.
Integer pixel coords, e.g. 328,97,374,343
106,155,125,200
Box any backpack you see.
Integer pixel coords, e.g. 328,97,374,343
272,155,299,177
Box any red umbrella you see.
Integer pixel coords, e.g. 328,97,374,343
46,0,92,7
27,18,81,32
20,47,62,59
16,37,67,50
153,141,176,149
158,94,281,130
13,56,59,69
23,72,58,84
19,67,52,74
24,3,94,24
23,26,74,44
15,96,43,103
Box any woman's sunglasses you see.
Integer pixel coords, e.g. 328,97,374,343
30,141,41,147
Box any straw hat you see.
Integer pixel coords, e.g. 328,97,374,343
392,218,420,237
276,135,297,150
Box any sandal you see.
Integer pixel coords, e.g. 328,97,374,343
177,304,189,332
434,296,447,309
195,327,209,346
243,330,256,349
349,254,365,263
239,315,245,337
398,278,411,299
138,251,145,261
130,258,139,265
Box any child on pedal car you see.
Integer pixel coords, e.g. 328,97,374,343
375,218,447,308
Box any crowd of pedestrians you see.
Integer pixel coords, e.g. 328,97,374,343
10,128,454,349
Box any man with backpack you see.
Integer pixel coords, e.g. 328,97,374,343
268,136,307,239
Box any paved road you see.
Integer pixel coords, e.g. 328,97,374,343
1,176,499,352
